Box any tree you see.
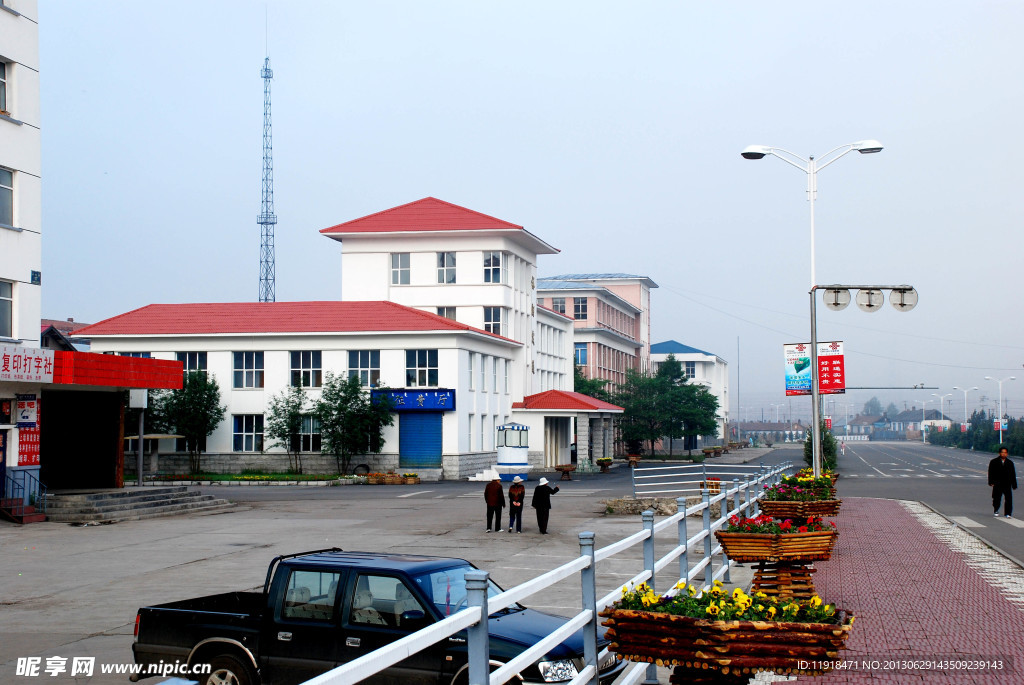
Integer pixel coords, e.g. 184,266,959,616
265,385,309,474
679,384,719,454
616,368,666,456
573,365,611,402
160,371,226,474
803,421,838,471
314,373,396,475
863,397,883,416
884,402,899,417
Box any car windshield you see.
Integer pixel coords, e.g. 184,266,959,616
409,565,513,616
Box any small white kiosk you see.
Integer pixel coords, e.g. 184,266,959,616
494,423,531,482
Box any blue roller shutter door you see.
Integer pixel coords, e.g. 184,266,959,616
399,412,443,468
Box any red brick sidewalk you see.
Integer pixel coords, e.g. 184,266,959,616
792,498,1024,684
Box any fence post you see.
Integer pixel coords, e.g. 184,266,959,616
732,478,741,520
631,464,636,499
677,496,688,585
465,570,490,685
702,489,712,588
641,510,658,685
579,532,599,685
743,474,751,517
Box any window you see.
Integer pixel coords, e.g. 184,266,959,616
119,352,151,358
406,349,438,387
437,252,456,284
175,435,206,454
479,355,487,391
484,251,506,283
292,415,321,452
233,414,264,452
551,297,565,314
351,575,427,629
0,168,11,227
391,253,410,285
573,297,588,320
684,361,696,379
0,280,11,338
283,569,341,622
504,359,509,394
437,306,456,320
348,350,380,387
233,351,265,388
492,357,498,391
484,307,503,335
0,62,6,114
574,343,588,366
291,350,322,387
175,352,207,373
468,353,474,390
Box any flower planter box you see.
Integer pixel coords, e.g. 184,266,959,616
701,480,721,494
404,477,420,485
600,607,853,677
759,499,842,518
383,474,403,485
714,530,838,563
366,475,384,485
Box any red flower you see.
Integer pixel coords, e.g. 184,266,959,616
798,525,808,533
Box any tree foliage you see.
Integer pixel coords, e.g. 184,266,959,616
884,402,899,418
573,365,612,403
157,371,226,474
265,385,309,474
863,396,883,416
928,409,1024,455
803,420,838,471
313,373,396,475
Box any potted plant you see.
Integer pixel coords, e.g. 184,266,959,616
759,481,842,518
596,457,613,473
600,581,853,677
701,476,721,494
383,471,403,485
402,472,420,484
366,472,385,485
714,515,838,563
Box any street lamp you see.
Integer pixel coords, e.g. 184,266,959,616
931,393,952,419
771,403,785,423
919,399,934,443
743,140,885,478
741,140,883,288
984,376,1016,444
952,386,978,426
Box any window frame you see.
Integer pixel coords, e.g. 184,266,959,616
0,167,12,228
348,350,381,387
405,349,438,387
551,297,565,314
573,297,588,320
684,361,696,379
574,343,588,366
391,252,411,285
436,252,456,284
483,307,503,336
290,350,323,388
291,414,322,452
437,306,456,320
175,351,208,374
483,251,506,284
232,413,264,452
0,280,11,339
233,351,265,389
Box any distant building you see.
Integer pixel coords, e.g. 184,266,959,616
650,340,729,441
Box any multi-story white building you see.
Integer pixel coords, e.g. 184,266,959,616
81,198,620,479
650,340,729,440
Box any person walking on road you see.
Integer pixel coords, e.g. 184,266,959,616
531,477,560,534
989,447,1017,518
507,476,526,533
484,474,505,532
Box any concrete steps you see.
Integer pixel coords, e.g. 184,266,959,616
0,498,47,524
41,486,236,523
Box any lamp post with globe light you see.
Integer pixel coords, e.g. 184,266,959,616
952,386,978,426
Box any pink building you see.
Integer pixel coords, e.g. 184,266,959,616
537,273,657,386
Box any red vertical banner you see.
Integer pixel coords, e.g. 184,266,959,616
825,417,833,430
817,341,846,395
18,399,40,467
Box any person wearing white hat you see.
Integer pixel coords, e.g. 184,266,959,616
531,477,560,534
507,476,526,533
483,473,505,533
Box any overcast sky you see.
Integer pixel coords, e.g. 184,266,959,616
37,1,1024,422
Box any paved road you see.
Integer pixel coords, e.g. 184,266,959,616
760,441,1024,563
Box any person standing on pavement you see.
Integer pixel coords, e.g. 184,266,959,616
531,477,560,534
484,474,505,532
989,447,1017,518
507,476,526,533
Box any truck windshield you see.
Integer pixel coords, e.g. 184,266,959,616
409,565,511,616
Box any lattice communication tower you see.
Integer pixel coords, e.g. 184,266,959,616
257,56,277,302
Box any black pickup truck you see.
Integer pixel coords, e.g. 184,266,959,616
131,548,625,685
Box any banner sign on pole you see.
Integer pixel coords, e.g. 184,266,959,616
825,416,832,430
784,341,845,396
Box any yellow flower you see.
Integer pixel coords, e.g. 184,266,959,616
756,604,765,611
825,605,835,616
755,591,768,599
850,616,856,624
713,579,723,587
767,606,777,619
810,596,822,608
706,604,720,616
687,584,697,597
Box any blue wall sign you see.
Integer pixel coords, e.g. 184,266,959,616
373,389,456,412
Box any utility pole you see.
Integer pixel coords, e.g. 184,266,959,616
258,56,277,302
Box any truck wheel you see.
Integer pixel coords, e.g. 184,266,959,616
203,655,257,685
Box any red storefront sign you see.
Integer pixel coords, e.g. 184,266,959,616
18,398,40,467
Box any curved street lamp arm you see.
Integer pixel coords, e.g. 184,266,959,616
762,147,810,173
813,144,858,172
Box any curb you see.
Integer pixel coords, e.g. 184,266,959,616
918,500,1024,571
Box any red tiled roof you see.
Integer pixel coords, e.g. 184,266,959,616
512,390,623,412
40,318,92,334
537,304,573,321
74,301,518,343
320,197,523,235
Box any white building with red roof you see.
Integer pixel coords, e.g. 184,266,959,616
79,198,617,480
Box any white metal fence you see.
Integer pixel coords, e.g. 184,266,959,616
630,461,779,500
302,462,791,685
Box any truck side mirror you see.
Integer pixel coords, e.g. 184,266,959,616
401,610,425,622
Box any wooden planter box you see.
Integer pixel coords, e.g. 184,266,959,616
367,475,384,485
383,474,403,485
701,480,721,494
597,461,612,473
600,607,853,677
403,477,420,485
759,499,842,518
714,530,838,563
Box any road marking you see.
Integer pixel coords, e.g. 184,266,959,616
397,490,434,498
1000,518,1024,528
856,453,888,476
950,516,985,528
